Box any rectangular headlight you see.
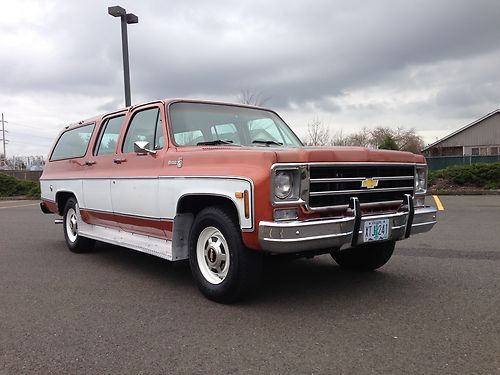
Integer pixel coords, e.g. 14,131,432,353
271,166,307,205
415,166,427,194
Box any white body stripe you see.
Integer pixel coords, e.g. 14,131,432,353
41,176,254,229
83,179,112,212
112,178,160,219
158,176,253,229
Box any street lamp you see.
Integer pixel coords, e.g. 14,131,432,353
108,5,139,107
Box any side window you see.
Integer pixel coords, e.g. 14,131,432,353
122,108,162,153
50,123,95,161
94,115,125,156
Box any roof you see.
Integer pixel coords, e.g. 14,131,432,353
66,98,271,130
422,108,500,151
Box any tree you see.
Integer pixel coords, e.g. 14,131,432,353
331,129,351,146
370,126,424,153
305,119,331,146
301,119,425,154
237,89,270,107
378,135,399,150
347,128,372,148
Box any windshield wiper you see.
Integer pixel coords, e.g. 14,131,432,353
252,139,283,146
197,139,234,146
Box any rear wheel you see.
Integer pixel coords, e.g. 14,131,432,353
331,241,395,271
189,206,262,303
63,197,95,253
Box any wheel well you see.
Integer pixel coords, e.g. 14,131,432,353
55,192,75,215
177,195,239,224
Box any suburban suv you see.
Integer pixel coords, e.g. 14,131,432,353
40,99,437,302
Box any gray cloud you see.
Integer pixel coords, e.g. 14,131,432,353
1,0,500,155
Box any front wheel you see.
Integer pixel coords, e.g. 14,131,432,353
63,197,95,253
188,207,262,303
331,241,395,271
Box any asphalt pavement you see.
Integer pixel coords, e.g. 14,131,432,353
0,196,499,374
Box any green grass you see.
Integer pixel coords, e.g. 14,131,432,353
429,162,500,190
0,173,41,198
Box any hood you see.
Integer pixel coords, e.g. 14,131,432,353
273,146,425,164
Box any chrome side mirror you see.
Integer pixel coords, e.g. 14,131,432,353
133,141,157,155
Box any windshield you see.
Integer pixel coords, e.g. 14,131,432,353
169,102,303,147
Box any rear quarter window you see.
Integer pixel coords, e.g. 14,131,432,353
50,123,95,161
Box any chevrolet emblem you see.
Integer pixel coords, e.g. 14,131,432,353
361,177,379,189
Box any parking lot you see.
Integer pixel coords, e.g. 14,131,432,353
0,196,499,374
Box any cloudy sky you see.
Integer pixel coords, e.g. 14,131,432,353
1,0,500,156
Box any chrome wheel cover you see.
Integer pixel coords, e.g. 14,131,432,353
196,226,230,285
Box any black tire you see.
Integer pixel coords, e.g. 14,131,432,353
331,241,395,271
188,206,262,303
63,197,95,253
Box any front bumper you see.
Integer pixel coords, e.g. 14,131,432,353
258,198,437,254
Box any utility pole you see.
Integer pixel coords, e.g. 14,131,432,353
0,113,8,167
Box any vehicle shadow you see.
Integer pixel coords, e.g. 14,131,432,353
83,242,429,307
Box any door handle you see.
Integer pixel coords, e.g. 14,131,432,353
113,157,127,164
85,160,96,166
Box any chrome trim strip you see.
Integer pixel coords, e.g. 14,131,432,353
310,175,414,183
262,231,353,243
310,186,413,197
261,216,353,227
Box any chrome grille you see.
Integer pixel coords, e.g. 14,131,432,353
308,164,415,210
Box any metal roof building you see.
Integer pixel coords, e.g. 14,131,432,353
423,109,500,157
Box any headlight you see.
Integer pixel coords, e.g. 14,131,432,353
275,171,293,199
271,166,307,204
415,166,427,194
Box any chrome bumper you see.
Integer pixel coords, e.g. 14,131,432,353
258,197,437,254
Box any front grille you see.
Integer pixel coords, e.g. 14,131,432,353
308,164,415,210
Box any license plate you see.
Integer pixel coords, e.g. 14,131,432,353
363,219,390,242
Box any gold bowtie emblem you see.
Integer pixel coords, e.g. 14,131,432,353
361,178,379,189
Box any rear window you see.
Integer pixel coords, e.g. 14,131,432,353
50,123,95,161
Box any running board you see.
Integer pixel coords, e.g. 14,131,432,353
78,219,174,261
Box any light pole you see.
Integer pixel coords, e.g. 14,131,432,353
108,5,138,107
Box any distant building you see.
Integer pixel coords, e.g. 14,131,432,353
423,109,500,157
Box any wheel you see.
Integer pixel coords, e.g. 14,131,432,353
188,207,262,303
63,197,95,253
331,241,395,271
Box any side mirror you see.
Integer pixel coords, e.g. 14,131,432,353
133,141,157,155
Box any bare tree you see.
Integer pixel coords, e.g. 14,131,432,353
394,128,425,154
237,89,270,107
347,128,372,148
369,126,424,153
300,118,425,153
331,129,351,146
305,119,332,146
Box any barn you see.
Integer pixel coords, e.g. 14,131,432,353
423,109,500,157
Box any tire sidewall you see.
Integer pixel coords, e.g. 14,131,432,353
63,197,92,252
188,208,243,301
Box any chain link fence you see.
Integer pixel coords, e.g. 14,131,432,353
425,155,500,171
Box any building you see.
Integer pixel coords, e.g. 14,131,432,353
423,109,500,157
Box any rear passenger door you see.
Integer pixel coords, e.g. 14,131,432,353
110,104,167,238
